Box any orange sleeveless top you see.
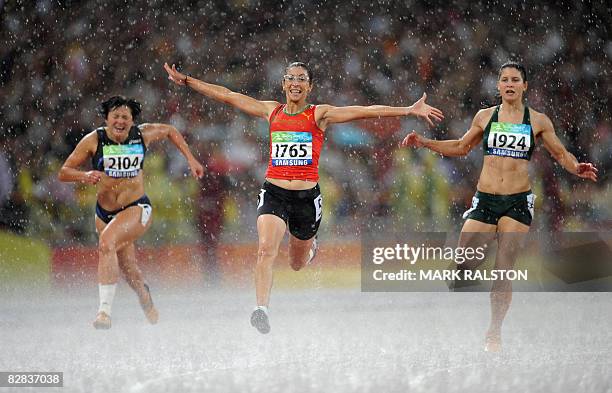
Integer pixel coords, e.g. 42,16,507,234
265,104,324,182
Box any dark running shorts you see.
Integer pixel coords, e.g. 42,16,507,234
257,181,322,240
95,195,152,224
462,190,535,226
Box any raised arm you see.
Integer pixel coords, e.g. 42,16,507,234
316,93,444,130
140,123,204,178
58,131,103,184
164,63,278,120
538,113,598,181
400,109,487,157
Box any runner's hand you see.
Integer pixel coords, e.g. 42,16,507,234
400,131,425,148
189,158,205,179
409,93,444,127
576,162,598,182
164,63,188,86
82,170,103,185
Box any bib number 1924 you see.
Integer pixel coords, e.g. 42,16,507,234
491,133,527,150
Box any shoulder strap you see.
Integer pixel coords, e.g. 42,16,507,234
133,125,147,154
96,127,106,143
491,105,500,122
484,106,499,131
92,127,105,170
269,104,284,123
130,125,141,139
523,106,530,125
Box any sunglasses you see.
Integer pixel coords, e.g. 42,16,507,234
283,74,310,83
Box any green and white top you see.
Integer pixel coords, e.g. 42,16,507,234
483,106,535,160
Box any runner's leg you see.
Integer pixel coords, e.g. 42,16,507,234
288,235,316,271
255,214,286,307
485,216,529,351
117,242,158,324
95,206,151,328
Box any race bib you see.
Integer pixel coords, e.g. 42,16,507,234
102,144,144,178
271,131,312,166
487,122,531,159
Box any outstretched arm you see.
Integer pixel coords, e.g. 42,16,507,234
141,123,204,178
539,114,598,181
316,93,444,130
400,110,486,157
164,63,278,120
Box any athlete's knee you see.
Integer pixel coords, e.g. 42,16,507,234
288,248,307,271
290,261,308,271
118,258,138,275
257,240,279,262
499,231,525,247
98,234,118,255
497,244,520,259
289,258,305,271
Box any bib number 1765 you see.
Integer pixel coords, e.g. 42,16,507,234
274,143,309,158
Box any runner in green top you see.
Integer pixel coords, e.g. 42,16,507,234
401,61,598,352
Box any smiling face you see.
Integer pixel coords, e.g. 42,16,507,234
105,106,134,141
497,67,528,104
282,66,313,104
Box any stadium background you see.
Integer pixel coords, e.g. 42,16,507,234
0,0,610,286
1,2,611,393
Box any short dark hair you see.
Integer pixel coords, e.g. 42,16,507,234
498,61,527,82
285,62,313,84
98,96,142,119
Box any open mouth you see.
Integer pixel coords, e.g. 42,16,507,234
114,126,127,132
289,89,302,95
505,89,516,95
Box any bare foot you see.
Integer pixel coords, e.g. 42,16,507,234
484,331,502,353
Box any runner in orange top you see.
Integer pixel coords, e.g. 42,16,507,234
164,61,444,334
265,103,323,182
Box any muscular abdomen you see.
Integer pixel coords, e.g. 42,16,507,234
477,156,531,194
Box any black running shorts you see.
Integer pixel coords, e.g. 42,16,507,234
462,190,535,226
95,195,152,225
257,181,322,240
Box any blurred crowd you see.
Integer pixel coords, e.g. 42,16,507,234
1,0,610,246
